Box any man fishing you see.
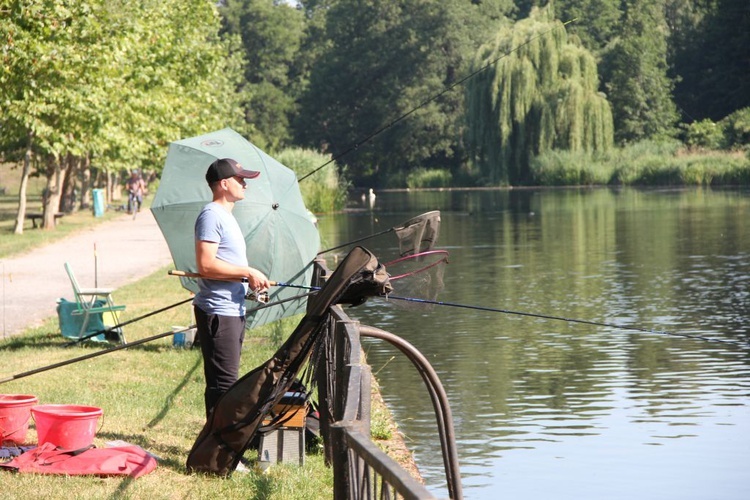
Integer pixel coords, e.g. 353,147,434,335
193,158,271,418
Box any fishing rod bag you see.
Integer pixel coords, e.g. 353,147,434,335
186,246,391,475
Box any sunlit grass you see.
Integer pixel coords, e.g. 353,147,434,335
0,264,414,497
0,265,334,499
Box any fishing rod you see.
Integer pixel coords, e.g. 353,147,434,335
68,272,305,346
171,259,746,348
298,19,577,182
0,326,191,385
0,292,316,385
268,282,748,349
65,297,193,346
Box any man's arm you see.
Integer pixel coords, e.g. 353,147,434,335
195,239,270,291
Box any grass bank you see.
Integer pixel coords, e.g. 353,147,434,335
1,267,335,498
0,262,420,498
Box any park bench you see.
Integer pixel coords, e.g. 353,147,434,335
26,212,65,228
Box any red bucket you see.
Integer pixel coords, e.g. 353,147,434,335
31,404,103,450
0,394,38,445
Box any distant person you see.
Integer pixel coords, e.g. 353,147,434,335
126,170,147,213
193,158,271,418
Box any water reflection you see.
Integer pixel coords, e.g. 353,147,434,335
317,187,750,499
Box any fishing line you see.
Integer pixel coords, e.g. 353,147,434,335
298,19,577,182
268,282,747,348
317,227,395,254
382,295,749,349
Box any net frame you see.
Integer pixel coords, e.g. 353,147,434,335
384,250,449,281
393,210,441,256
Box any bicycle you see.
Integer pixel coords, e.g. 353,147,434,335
127,190,141,220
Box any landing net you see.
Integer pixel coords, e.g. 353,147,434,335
382,249,448,307
393,210,441,256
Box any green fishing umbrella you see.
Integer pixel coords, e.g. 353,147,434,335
151,128,320,329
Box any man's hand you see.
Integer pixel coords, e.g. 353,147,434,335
246,267,270,292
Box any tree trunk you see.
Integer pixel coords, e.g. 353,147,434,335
42,156,68,230
12,136,34,235
61,157,79,213
79,156,92,210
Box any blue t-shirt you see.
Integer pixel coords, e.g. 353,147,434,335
192,202,249,316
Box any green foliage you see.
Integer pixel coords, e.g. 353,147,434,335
0,0,245,173
465,6,613,186
600,0,679,144
671,0,750,122
295,0,514,187
719,107,750,151
220,0,306,151
405,168,453,189
274,148,349,213
530,149,613,185
683,119,724,150
554,0,622,51
531,139,750,186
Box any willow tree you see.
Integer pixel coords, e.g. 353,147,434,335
465,7,613,185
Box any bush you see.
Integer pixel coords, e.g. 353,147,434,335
530,150,613,186
405,168,453,188
610,140,682,184
719,107,750,151
683,119,724,150
274,148,349,213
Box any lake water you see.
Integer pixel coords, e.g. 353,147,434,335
315,187,750,499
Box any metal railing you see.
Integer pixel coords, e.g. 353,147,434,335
312,262,463,499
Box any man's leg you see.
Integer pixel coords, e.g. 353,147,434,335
194,307,246,417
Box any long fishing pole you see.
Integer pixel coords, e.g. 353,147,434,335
0,326,190,384
172,268,744,347
268,282,748,348
298,19,577,182
65,296,193,346
68,276,309,346
0,291,316,385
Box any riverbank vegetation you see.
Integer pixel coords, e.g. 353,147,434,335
275,148,349,213
532,140,750,187
1,0,748,229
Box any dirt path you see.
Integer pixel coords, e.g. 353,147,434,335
0,210,173,339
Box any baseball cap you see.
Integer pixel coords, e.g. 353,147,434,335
205,158,260,184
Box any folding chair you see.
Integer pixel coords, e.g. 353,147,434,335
64,262,127,344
